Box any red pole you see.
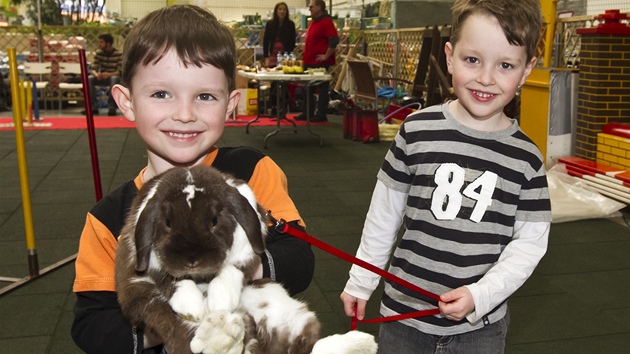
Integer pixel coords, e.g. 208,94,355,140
79,49,103,201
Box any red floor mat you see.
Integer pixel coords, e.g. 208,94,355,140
0,114,328,131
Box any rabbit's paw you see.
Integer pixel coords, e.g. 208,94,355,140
190,310,245,354
169,279,206,322
206,265,244,312
311,330,377,354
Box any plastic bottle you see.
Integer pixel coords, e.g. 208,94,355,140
396,84,404,98
276,52,283,67
283,51,290,66
289,51,296,67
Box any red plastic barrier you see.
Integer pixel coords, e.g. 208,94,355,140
602,122,630,139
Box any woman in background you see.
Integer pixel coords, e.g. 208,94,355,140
262,2,297,116
263,2,296,68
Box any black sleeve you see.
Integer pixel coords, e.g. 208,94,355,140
263,22,273,58
261,221,314,296
71,291,162,354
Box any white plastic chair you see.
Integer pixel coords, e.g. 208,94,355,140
23,62,52,110
58,62,84,111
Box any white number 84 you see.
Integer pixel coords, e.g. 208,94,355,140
430,163,498,223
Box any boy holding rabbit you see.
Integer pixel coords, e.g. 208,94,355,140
71,5,314,353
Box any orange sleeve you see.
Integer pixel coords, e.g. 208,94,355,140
247,156,305,227
73,213,118,292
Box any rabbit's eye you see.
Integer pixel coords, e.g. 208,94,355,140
211,216,218,227
165,218,172,229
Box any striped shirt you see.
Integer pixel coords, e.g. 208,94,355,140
92,48,122,74
375,103,551,335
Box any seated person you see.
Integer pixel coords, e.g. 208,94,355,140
87,33,122,116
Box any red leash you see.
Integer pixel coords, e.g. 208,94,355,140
268,215,441,329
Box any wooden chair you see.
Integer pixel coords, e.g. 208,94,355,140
346,59,380,111
379,25,454,108
346,57,399,112
343,25,456,116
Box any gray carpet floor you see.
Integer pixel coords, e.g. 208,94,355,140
1,112,629,353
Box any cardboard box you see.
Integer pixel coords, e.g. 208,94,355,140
236,74,249,89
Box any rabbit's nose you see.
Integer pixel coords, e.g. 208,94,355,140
185,259,202,269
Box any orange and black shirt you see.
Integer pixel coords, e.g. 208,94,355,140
71,146,314,354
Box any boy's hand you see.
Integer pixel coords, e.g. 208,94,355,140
438,286,475,321
340,291,367,320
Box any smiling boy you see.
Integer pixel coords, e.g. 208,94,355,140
340,0,551,352
71,6,314,353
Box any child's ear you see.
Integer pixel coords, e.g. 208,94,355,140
519,56,538,86
445,42,454,75
111,84,135,122
225,90,241,121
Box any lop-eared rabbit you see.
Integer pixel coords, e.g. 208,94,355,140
116,165,376,354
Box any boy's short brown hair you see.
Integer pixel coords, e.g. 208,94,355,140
450,0,542,61
121,5,237,91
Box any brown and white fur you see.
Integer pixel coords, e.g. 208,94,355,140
115,165,266,353
116,165,376,354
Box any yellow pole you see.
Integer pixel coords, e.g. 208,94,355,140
18,79,25,121
25,80,33,124
540,0,558,68
7,48,39,277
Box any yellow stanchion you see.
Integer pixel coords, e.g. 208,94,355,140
1,48,76,296
25,80,34,125
21,79,27,121
19,80,24,120
18,79,25,121
7,48,39,277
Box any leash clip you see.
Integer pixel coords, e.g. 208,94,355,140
265,210,286,233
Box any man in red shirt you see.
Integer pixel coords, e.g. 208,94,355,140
295,0,339,122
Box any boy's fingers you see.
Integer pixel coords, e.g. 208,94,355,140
340,293,369,319
440,286,465,302
440,289,455,302
342,301,355,317
355,299,367,320
340,293,357,317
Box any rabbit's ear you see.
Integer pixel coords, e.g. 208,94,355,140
134,200,161,273
228,190,265,255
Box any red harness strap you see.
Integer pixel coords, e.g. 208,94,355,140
270,216,441,329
